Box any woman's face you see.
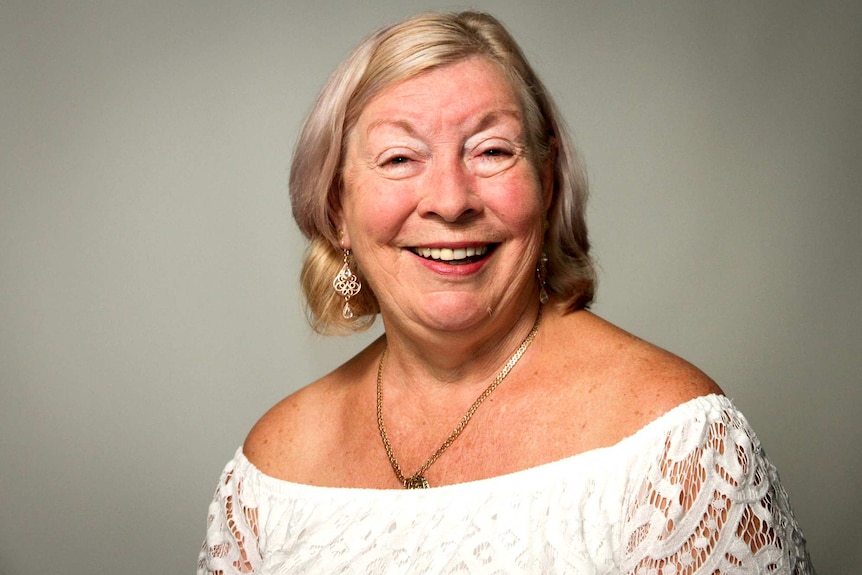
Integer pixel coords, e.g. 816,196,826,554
339,56,550,334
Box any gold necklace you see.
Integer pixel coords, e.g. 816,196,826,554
376,307,542,489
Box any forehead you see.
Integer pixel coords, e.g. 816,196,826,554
355,57,523,131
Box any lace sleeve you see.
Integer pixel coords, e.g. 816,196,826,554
197,457,262,575
622,403,815,575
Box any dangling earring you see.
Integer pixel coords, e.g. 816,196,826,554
537,252,549,304
333,249,362,319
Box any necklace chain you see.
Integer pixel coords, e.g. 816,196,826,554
376,307,543,489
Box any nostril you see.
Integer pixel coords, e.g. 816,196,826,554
419,193,483,223
417,163,484,222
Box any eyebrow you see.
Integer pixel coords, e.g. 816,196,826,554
365,109,523,138
365,119,419,138
474,109,523,132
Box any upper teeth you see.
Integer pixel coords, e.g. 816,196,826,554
415,245,488,261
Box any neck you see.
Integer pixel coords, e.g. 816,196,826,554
379,298,544,392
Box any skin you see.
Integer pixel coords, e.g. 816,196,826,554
339,57,550,385
244,57,722,489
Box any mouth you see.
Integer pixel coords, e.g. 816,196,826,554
408,244,495,265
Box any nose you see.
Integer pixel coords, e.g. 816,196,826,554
417,157,483,223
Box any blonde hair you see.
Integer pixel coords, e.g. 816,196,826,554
290,11,596,335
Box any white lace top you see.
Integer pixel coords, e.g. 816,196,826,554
198,394,814,574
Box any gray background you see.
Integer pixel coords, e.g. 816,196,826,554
2,1,859,573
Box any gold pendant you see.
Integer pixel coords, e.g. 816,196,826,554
405,475,430,489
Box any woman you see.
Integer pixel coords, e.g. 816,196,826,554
199,11,813,574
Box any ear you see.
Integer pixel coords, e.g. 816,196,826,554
339,225,352,251
540,139,556,210
331,186,352,251
333,207,352,251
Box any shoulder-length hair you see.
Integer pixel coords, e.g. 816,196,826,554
290,11,596,335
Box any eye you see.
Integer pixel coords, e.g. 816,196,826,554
469,141,520,177
375,149,423,179
376,152,414,169
481,148,509,158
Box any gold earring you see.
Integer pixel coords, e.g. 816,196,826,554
333,249,361,319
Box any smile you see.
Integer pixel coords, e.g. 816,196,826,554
409,245,493,264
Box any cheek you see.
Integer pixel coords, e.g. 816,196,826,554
489,175,547,231
343,181,416,241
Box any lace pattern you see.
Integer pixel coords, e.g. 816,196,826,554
197,395,814,574
622,405,814,574
199,460,262,574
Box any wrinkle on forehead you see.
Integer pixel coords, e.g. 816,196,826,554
356,57,524,134
363,109,523,141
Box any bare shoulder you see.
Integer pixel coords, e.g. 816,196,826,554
546,307,723,434
243,337,384,481
241,378,329,476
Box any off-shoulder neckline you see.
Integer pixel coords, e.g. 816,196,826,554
233,393,737,497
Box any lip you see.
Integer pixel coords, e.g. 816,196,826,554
406,243,497,275
410,244,490,261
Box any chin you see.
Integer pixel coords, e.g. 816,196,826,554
413,295,495,331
